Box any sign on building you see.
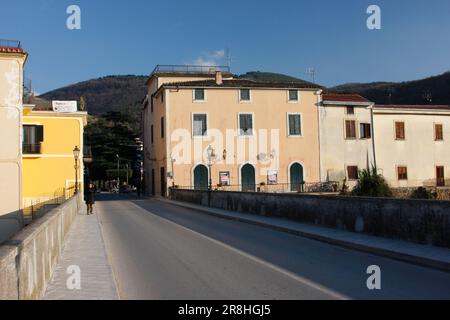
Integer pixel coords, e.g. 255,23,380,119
52,101,78,113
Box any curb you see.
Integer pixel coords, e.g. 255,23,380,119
158,198,450,273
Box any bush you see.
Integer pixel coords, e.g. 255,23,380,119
352,166,392,198
410,187,436,200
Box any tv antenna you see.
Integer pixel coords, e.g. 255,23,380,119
422,90,432,103
305,67,316,83
226,48,232,69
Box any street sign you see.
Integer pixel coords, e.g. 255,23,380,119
52,101,78,113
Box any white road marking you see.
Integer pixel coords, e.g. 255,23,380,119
129,200,349,300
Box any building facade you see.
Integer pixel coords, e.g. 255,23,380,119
319,94,375,187
22,104,87,216
0,43,28,243
373,105,450,188
143,66,322,196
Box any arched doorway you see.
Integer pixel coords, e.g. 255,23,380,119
290,163,304,192
241,164,256,192
193,165,208,190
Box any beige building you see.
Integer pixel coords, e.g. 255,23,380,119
0,42,28,243
373,105,450,188
319,94,375,187
143,65,322,196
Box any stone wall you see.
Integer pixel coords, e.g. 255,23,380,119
170,189,450,248
0,194,81,300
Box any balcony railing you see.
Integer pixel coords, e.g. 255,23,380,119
151,65,230,75
0,39,21,48
23,143,42,154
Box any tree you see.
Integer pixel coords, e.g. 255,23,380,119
352,166,392,198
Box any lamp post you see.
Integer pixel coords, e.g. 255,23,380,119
73,146,80,194
206,145,215,191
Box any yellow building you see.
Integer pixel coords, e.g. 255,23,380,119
22,104,87,216
143,65,323,196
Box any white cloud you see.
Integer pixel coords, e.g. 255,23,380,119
193,49,226,66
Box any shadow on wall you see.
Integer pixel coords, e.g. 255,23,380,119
0,211,24,245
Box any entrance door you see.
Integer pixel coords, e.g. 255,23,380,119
290,163,304,192
151,169,155,196
437,166,445,187
194,165,208,190
241,164,256,192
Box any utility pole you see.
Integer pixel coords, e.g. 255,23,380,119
116,154,120,190
126,163,129,186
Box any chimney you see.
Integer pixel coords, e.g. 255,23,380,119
215,71,223,85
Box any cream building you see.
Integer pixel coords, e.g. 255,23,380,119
143,65,322,196
319,94,375,187
0,42,28,243
373,105,450,188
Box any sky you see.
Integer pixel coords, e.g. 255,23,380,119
1,0,450,94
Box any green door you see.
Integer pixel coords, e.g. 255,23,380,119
194,165,208,190
241,164,256,192
290,163,304,192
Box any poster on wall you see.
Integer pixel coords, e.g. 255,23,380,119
267,170,278,185
219,171,230,186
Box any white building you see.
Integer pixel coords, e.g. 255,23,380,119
373,105,450,188
319,94,375,187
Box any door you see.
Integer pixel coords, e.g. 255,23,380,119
160,167,166,196
241,164,256,192
290,163,304,192
194,165,208,190
151,169,155,196
437,166,445,187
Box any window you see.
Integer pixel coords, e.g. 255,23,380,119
346,106,355,115
240,89,251,101
161,117,165,138
288,114,302,136
397,166,408,180
239,113,253,136
436,166,445,187
23,125,43,154
395,122,405,140
435,124,443,141
194,88,205,101
150,97,154,113
193,114,207,137
345,120,357,139
347,166,359,180
151,125,154,144
161,91,164,103
360,123,371,139
288,90,298,102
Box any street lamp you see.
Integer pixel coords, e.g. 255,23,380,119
116,154,120,190
73,146,80,194
207,145,215,191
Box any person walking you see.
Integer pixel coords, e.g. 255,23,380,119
85,182,96,215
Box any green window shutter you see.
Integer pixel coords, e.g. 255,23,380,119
36,126,44,142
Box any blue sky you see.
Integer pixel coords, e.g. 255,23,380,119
2,0,450,93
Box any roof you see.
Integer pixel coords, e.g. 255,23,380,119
0,46,25,54
322,93,371,103
161,79,322,90
374,105,450,111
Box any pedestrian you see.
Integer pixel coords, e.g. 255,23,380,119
85,181,96,215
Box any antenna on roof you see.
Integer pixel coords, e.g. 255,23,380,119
226,48,232,69
422,90,432,104
305,67,316,84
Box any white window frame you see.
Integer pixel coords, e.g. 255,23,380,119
193,88,207,102
191,112,209,138
286,112,303,137
287,90,299,103
237,112,255,137
239,89,252,103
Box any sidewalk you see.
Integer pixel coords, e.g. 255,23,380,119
159,198,450,273
43,206,119,300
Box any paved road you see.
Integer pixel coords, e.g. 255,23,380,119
96,194,450,300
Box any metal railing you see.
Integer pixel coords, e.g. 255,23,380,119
0,39,21,48
174,182,340,194
23,143,42,154
151,64,230,75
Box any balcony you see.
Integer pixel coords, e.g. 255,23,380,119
23,143,42,155
151,65,230,76
0,39,24,53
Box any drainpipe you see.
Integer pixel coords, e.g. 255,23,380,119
316,90,323,182
370,104,377,169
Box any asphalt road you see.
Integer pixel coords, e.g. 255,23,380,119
96,193,450,300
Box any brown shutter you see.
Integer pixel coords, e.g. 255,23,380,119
395,122,405,140
435,124,443,141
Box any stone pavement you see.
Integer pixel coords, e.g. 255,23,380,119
159,198,450,273
43,205,119,300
